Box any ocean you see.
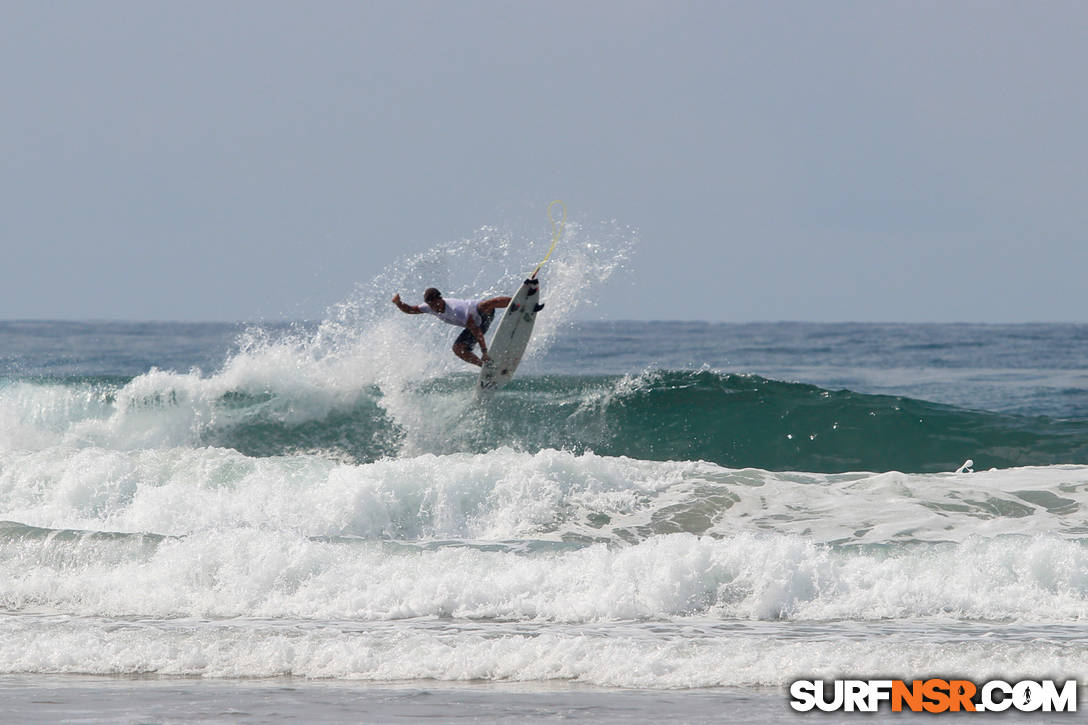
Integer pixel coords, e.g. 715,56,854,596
2,235,1087,722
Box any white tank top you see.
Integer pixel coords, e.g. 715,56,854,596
419,298,482,328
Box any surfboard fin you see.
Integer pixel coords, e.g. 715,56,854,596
533,303,545,312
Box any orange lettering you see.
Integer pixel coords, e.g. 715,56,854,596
948,680,977,712
922,679,951,713
892,680,924,712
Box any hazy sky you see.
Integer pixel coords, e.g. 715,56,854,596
3,1,1086,322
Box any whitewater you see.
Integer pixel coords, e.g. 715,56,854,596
2,225,1087,722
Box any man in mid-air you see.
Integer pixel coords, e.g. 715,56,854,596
392,288,511,367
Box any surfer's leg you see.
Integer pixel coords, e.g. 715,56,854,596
453,328,483,367
478,310,495,334
452,341,483,367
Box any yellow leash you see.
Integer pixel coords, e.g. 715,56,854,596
530,200,565,279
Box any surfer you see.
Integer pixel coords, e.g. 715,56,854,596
392,288,511,367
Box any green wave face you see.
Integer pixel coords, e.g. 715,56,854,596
204,371,1087,473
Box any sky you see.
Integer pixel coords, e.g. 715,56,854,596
2,0,1086,322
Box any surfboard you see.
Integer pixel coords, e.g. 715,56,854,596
476,278,543,395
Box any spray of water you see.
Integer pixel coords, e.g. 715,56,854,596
0,217,637,458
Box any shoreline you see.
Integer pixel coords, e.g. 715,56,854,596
4,674,1080,724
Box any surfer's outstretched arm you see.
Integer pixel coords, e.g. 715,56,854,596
392,294,424,314
477,296,511,314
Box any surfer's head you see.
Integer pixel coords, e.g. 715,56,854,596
423,288,444,311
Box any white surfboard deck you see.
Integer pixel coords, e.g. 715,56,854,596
476,278,543,396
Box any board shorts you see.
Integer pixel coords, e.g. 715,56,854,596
454,309,494,349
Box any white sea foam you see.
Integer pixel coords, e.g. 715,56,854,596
2,445,1087,543
3,520,1087,623
1,615,1084,687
